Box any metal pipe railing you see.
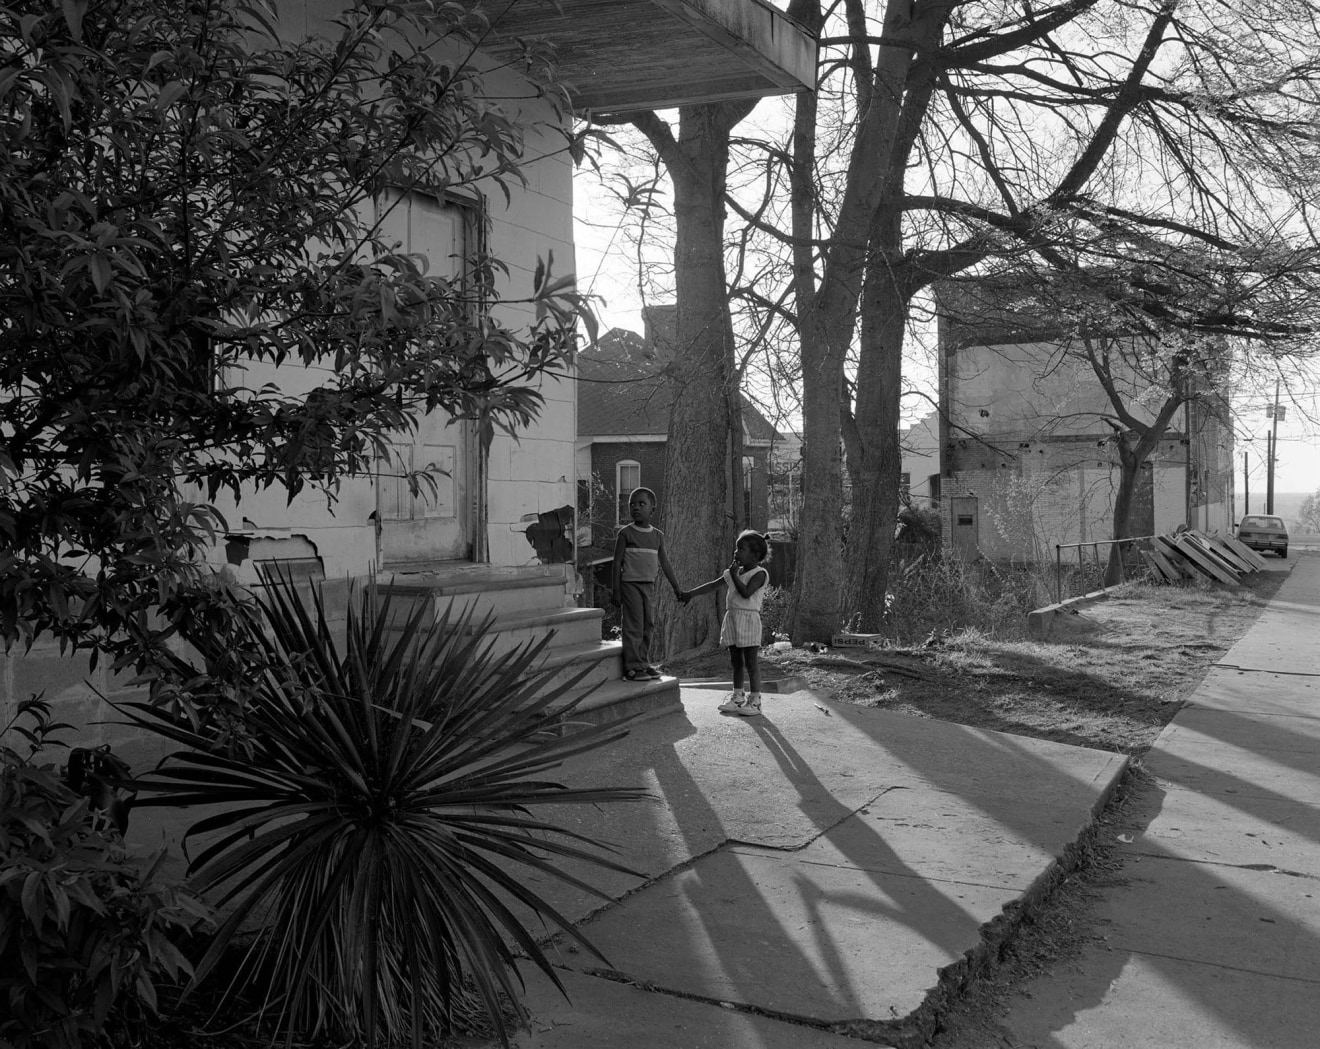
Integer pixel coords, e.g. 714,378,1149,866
1054,534,1157,604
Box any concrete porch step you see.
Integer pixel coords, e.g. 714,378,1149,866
381,567,569,619
526,640,622,696
473,606,605,656
376,565,672,730
543,673,682,731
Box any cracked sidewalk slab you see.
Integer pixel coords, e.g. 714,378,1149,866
501,687,1127,1044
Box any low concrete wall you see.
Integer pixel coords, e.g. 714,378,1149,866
1026,582,1137,638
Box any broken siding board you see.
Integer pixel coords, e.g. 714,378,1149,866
1173,536,1239,585
1181,537,1241,583
1205,539,1252,577
1211,545,1254,575
1186,532,1246,575
1153,535,1210,582
1147,546,1186,583
1164,550,1201,581
1141,549,1175,583
1201,535,1255,574
1138,549,1162,581
1221,534,1270,570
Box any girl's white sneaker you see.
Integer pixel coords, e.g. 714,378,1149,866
735,693,763,716
718,690,747,714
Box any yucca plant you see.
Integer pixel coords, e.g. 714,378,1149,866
121,571,651,1047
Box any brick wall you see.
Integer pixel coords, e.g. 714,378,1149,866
586,441,773,542
941,438,1188,562
588,441,668,539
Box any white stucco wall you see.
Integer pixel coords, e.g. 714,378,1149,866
212,6,579,578
944,335,1234,561
950,340,1158,440
1153,464,1187,534
483,111,577,568
900,413,941,508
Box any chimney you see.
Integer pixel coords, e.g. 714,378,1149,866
642,305,677,360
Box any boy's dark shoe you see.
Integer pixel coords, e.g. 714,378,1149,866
644,666,663,679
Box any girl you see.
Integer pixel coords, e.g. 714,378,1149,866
682,529,770,716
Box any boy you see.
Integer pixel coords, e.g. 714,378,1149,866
612,487,684,680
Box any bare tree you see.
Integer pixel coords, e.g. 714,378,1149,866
1300,490,1320,533
747,0,1320,635
938,262,1299,582
587,0,1320,642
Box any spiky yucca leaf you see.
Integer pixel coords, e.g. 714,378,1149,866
123,571,651,1047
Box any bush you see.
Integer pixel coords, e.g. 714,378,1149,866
884,553,1053,641
760,585,790,644
122,571,651,1049
0,699,208,1049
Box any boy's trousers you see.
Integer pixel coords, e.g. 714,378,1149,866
619,580,655,672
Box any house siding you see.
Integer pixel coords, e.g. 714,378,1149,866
203,72,577,578
1,30,577,753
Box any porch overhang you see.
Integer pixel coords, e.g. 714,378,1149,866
470,0,816,114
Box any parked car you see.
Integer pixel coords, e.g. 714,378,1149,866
1237,514,1289,558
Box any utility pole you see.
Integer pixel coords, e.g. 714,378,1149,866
1266,380,1283,514
1184,400,1192,527
1243,451,1249,516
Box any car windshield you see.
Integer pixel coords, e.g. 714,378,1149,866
1241,516,1285,529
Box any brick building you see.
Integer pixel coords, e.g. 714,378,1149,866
935,276,1235,563
575,306,781,584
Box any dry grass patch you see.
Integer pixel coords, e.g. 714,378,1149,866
666,567,1289,1049
668,570,1285,754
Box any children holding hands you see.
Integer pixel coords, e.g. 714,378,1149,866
612,489,771,715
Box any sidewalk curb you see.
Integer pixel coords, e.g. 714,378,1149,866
894,752,1134,1047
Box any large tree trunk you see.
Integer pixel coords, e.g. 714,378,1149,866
786,12,845,644
1104,427,1164,585
786,0,949,643
842,262,907,630
1105,448,1143,587
656,106,736,657
792,304,850,642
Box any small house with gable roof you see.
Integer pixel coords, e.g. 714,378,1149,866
575,306,782,585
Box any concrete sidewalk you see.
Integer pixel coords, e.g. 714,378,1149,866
997,551,1320,1049
499,654,1130,1044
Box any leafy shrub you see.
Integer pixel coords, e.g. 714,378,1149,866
0,699,208,1049
884,553,1055,640
894,504,942,554
760,585,790,643
123,572,650,1048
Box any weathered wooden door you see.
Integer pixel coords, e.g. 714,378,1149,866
951,496,980,560
375,189,475,565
